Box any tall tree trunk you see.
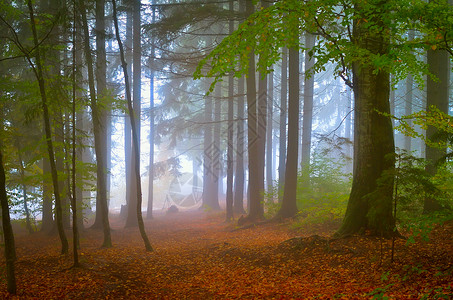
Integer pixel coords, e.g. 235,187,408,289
124,2,133,218
202,78,215,209
80,0,112,247
71,5,80,265
424,47,450,213
92,0,109,230
225,0,234,221
233,0,246,215
211,83,221,210
112,0,153,252
234,75,246,214
27,0,69,254
147,0,156,219
277,46,299,218
0,150,16,294
278,47,288,203
404,30,414,152
337,3,395,237
266,71,273,194
301,33,315,186
125,0,142,227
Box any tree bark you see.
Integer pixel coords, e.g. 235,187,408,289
337,2,395,236
278,47,288,203
0,150,16,294
112,0,153,251
27,0,69,254
301,33,315,186
244,0,264,222
80,0,112,247
424,38,450,213
277,46,299,218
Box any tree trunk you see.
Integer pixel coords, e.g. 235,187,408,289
424,35,450,213
112,0,153,251
404,31,414,153
266,71,273,194
278,47,288,203
233,0,246,215
301,32,315,186
124,5,133,218
27,0,68,254
337,3,395,237
202,78,215,209
234,75,246,214
126,0,142,227
41,157,54,232
225,0,234,221
0,150,16,294
80,0,112,247
92,0,109,230
147,0,156,219
211,83,222,210
277,46,299,218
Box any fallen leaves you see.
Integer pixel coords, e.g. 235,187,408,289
0,211,452,299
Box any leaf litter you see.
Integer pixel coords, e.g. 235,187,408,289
0,210,452,299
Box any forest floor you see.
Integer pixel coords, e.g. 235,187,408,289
1,210,452,299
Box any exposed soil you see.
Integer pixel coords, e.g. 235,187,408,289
1,210,452,299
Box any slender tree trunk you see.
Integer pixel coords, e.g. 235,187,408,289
27,0,69,254
71,3,80,265
404,30,414,152
278,47,288,203
337,3,395,237
92,0,109,230
277,46,299,218
212,83,222,210
234,75,246,214
126,0,143,227
124,6,133,218
147,0,156,219
301,33,315,187
80,0,112,247
202,78,215,209
0,150,16,294
233,0,246,215
266,71,273,194
112,0,153,251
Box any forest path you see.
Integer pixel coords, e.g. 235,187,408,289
2,210,452,299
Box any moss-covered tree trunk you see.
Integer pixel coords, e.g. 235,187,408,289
337,1,395,237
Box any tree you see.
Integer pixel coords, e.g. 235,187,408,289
277,45,299,218
0,150,16,294
301,32,315,185
80,0,112,248
278,47,288,203
424,17,451,213
195,0,453,236
26,0,69,253
112,0,153,252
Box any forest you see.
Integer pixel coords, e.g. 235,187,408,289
0,0,453,298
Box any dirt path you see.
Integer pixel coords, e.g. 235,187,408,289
1,211,452,299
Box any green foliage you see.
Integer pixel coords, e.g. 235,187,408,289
194,0,453,93
387,150,453,243
265,151,351,227
294,153,350,227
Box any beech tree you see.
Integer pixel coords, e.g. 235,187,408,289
195,0,453,235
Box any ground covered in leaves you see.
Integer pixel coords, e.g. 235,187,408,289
1,211,452,299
